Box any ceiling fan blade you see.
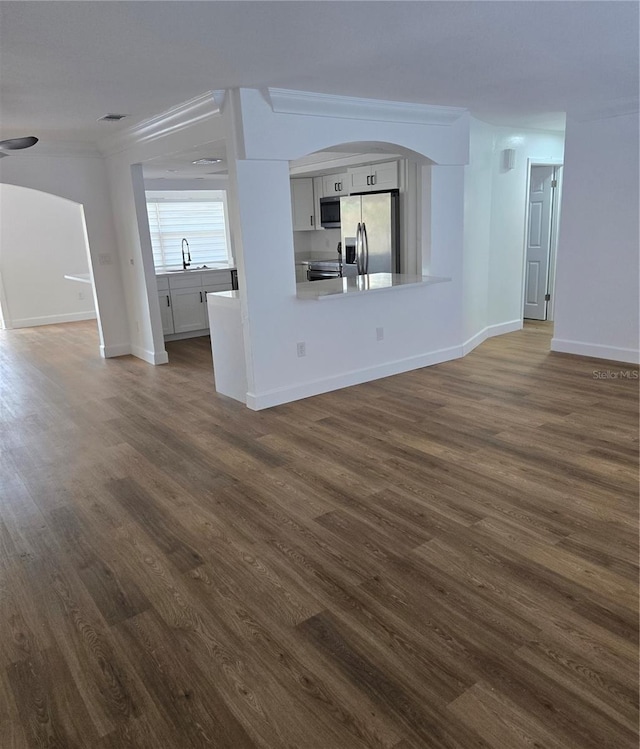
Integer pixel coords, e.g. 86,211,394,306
0,136,38,151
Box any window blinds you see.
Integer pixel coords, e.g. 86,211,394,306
146,200,231,269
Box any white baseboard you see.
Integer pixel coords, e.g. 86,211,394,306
11,311,97,329
130,344,169,365
551,337,640,365
100,343,131,358
246,344,463,410
462,319,522,356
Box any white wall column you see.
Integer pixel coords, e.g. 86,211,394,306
552,111,639,364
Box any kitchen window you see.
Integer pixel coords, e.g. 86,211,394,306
146,190,233,269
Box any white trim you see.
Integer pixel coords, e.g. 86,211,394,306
101,343,131,358
130,344,169,365
268,88,467,126
462,320,523,356
246,344,463,410
11,311,97,328
550,338,639,365
99,91,223,156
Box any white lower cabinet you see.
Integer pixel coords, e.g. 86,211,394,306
158,291,175,335
157,270,234,338
171,287,207,333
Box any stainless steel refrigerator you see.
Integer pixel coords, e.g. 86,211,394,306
340,190,400,276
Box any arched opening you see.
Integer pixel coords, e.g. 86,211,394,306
287,141,435,285
0,184,98,335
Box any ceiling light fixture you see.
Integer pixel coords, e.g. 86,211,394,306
98,113,128,122
192,158,222,165
0,136,39,150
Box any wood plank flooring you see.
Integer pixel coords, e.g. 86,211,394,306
0,320,637,748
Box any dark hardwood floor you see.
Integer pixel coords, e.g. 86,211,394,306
0,320,637,748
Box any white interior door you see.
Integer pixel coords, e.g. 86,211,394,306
524,166,555,320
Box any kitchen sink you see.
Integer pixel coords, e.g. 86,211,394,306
165,265,218,272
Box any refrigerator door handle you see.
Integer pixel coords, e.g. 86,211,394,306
356,222,363,275
362,222,369,274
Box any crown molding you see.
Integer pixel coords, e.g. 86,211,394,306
99,90,224,156
268,88,467,126
571,96,639,123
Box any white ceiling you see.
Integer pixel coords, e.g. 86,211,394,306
0,1,637,145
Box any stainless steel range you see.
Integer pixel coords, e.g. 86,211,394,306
306,260,340,281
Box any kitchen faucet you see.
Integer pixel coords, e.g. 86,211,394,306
181,238,191,270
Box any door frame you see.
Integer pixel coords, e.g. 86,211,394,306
522,159,563,322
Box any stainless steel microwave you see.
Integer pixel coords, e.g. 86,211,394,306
319,196,341,228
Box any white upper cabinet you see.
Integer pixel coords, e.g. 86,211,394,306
290,178,316,231
347,161,398,193
313,176,324,231
321,173,348,197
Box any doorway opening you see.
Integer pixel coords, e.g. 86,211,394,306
523,163,563,321
0,184,98,334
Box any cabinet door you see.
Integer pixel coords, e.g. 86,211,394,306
370,161,398,190
348,165,372,193
158,291,174,335
322,173,348,196
290,178,315,231
170,287,207,333
313,176,324,231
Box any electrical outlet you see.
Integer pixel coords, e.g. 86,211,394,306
78,291,85,301
129,258,134,265
376,327,384,341
97,253,112,266
296,341,306,358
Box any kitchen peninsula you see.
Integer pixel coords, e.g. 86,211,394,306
296,272,450,300
206,272,451,406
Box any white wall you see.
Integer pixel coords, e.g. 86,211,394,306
293,228,341,259
144,177,228,191
0,149,130,355
0,184,96,328
552,111,639,363
225,89,470,408
462,119,494,342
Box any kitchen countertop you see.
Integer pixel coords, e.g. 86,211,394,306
206,290,240,305
296,273,451,300
155,263,236,277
